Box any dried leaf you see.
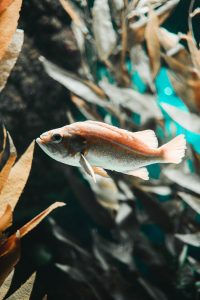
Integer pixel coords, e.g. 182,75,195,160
5,272,36,300
140,185,171,196
0,233,20,287
178,192,200,214
161,103,200,133
175,233,200,247
179,33,200,74
0,126,7,163
0,270,14,299
19,202,66,238
0,0,14,14
0,133,17,193
100,80,162,123
158,27,183,53
81,171,120,211
92,0,117,61
0,141,35,215
71,95,103,121
167,71,200,112
59,0,87,33
0,204,12,233
41,57,110,109
130,44,155,91
163,168,200,195
145,9,160,78
111,0,124,11
0,29,24,92
128,0,180,44
190,7,200,18
0,0,22,60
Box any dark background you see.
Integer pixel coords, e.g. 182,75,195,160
1,1,200,299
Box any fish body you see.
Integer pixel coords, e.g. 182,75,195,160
36,121,186,180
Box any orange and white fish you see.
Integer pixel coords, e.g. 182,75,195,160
36,120,186,181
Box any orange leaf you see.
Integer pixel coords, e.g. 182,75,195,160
0,126,7,163
19,202,65,238
0,232,20,287
0,141,35,215
0,0,14,14
0,204,12,233
0,133,17,193
0,29,24,92
0,0,22,60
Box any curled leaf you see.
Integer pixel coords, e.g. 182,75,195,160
0,141,35,215
0,0,22,60
19,202,66,238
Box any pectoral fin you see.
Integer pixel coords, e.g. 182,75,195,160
92,167,109,178
125,168,149,180
80,154,96,183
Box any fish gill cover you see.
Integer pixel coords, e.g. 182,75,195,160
1,0,200,299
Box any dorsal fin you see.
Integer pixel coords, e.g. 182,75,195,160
132,130,158,149
84,121,158,149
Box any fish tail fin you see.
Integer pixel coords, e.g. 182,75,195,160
160,134,186,164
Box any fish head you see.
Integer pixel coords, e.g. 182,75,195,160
36,127,75,163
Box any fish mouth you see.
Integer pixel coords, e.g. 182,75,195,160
36,137,44,144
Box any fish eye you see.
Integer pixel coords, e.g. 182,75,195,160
52,133,63,143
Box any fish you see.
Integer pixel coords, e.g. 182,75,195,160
36,120,187,182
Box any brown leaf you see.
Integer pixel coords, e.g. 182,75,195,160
19,202,66,238
0,0,22,60
180,33,200,74
71,94,103,121
0,133,17,193
0,204,12,233
0,29,24,92
128,0,180,44
0,270,14,300
0,126,7,163
5,272,36,300
0,0,14,14
59,0,87,32
166,72,200,113
0,232,20,287
0,141,34,215
145,9,160,79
